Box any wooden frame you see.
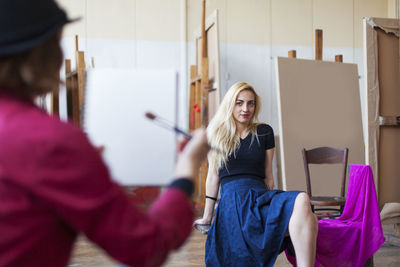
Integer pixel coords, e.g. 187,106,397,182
65,35,86,127
189,2,221,211
363,17,400,207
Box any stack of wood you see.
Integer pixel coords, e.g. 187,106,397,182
381,202,400,246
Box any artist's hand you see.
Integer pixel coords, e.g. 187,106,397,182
176,138,190,153
95,145,105,155
174,128,209,179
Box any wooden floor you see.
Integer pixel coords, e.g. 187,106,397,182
68,229,400,267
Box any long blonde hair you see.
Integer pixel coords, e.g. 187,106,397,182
207,81,261,171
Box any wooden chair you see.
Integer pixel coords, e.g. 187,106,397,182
302,147,349,219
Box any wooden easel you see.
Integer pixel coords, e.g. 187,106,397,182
189,0,208,211
189,0,219,211
65,35,86,127
288,29,343,62
50,81,59,116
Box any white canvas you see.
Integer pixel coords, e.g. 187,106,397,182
84,69,178,185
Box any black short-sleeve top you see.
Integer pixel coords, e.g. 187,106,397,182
218,124,275,184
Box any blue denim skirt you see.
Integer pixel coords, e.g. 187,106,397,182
205,177,300,267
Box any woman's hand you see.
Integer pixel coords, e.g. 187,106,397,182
193,217,211,235
193,217,211,226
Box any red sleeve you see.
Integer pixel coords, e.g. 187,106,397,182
26,128,194,267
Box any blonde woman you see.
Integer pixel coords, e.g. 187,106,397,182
194,82,318,267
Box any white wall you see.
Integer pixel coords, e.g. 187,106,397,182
55,0,391,185
57,0,389,126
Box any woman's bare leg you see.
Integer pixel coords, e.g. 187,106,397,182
288,192,318,267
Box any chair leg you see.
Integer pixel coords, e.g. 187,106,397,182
364,256,373,267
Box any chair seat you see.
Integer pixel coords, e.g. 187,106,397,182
311,196,346,206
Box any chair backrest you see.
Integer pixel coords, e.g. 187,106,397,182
302,147,349,197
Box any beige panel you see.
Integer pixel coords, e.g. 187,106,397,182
377,29,400,116
354,0,388,48
308,165,347,196
313,0,353,47
379,128,400,206
226,0,270,44
276,57,364,192
86,0,135,40
271,0,313,46
376,28,400,207
206,23,219,83
387,0,398,18
56,0,85,37
187,0,202,41
208,90,217,121
136,0,181,41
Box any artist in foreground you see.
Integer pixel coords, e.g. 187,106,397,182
194,82,318,267
0,1,209,266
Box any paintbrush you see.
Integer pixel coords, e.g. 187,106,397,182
145,112,222,154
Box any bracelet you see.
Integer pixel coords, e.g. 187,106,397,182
206,195,217,201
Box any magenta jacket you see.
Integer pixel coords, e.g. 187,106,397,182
0,94,194,267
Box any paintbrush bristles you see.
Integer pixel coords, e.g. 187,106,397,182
145,112,156,120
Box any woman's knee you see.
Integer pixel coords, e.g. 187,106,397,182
294,192,311,211
292,193,318,232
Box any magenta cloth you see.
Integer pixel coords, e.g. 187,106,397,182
286,164,385,267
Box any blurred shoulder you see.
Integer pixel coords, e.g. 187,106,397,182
0,99,90,154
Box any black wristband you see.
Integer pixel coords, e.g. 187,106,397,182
206,195,217,201
169,178,194,197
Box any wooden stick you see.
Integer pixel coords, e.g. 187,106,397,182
76,51,86,126
51,88,59,116
315,29,323,60
335,55,343,62
200,0,209,127
71,75,80,126
75,35,79,51
201,0,207,58
199,0,209,213
189,65,197,130
288,50,297,58
201,57,209,127
65,59,73,120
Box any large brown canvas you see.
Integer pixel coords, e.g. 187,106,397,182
275,57,365,194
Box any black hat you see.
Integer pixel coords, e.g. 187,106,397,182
0,0,79,57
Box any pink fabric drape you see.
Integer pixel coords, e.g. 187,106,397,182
287,164,385,267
